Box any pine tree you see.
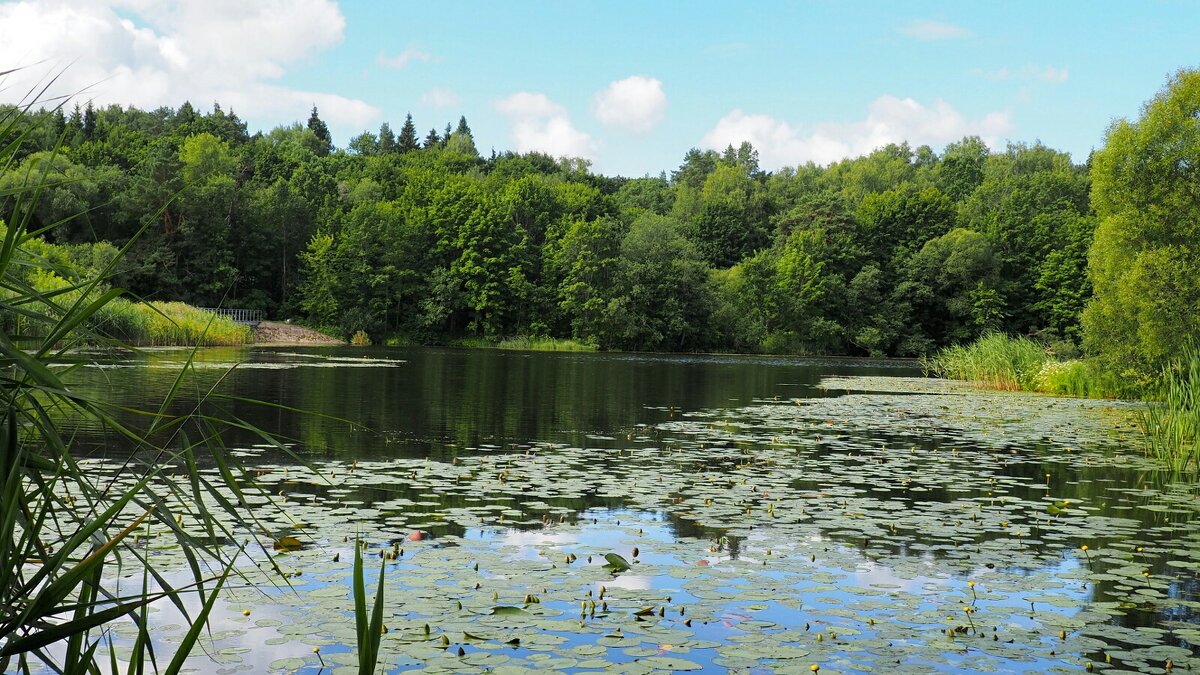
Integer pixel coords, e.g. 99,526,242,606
442,122,452,148
423,128,441,149
455,115,471,137
378,121,397,154
398,113,419,153
50,107,66,138
176,101,198,128
82,100,96,140
307,105,333,155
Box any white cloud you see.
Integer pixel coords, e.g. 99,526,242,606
973,64,1069,84
701,95,1014,170
0,0,378,135
1033,65,1069,83
420,87,461,109
376,46,433,70
495,92,595,159
592,75,667,134
899,19,971,40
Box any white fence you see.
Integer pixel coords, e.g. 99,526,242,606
196,308,265,325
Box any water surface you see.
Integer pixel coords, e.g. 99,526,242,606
61,347,1199,674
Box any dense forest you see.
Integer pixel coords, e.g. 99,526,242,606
2,71,1194,372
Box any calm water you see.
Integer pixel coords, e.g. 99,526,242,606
58,346,1200,674
66,345,919,460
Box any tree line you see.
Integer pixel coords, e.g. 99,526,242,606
3,70,1195,375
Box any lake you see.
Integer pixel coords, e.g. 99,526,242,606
62,346,1199,673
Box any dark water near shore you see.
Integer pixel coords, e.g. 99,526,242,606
66,345,920,460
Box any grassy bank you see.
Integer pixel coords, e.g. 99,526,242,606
8,294,254,347
926,332,1126,398
92,299,254,346
930,333,1199,471
452,336,598,352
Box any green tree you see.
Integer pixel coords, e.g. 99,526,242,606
379,121,397,154
299,231,339,326
398,114,420,153
606,214,712,351
905,227,1002,345
936,136,989,201
306,105,333,155
348,131,379,156
1084,69,1200,374
554,216,623,343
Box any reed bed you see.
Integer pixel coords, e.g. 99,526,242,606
1139,351,1200,472
926,332,1050,391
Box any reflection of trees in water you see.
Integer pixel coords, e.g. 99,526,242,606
61,348,1199,651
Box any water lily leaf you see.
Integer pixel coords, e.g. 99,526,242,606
272,535,302,551
489,606,530,616
604,553,632,572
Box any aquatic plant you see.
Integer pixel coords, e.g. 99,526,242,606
931,333,1131,399
495,336,597,352
1139,349,1200,472
926,332,1050,391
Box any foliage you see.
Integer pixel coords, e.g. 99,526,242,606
1084,69,1200,376
5,81,1187,360
932,333,1132,400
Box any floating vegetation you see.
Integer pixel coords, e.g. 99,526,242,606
46,374,1200,673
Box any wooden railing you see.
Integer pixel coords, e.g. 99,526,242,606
197,308,266,325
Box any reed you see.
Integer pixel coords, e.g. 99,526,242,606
495,336,597,352
926,332,1049,391
1139,350,1200,472
0,86,293,673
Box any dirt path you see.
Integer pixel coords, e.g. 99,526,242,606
253,321,343,346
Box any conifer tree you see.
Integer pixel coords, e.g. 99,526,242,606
378,121,397,154
398,113,419,153
307,105,333,155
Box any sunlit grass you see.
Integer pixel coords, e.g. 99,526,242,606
926,332,1049,391
453,336,598,352
1139,350,1200,472
100,300,253,346
930,333,1133,400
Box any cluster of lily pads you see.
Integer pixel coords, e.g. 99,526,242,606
64,376,1199,673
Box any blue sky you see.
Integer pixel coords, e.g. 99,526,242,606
2,1,1198,175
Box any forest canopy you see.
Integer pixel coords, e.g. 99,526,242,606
10,68,1194,371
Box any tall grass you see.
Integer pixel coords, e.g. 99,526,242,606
495,336,597,352
0,233,251,346
1139,351,1200,472
1029,358,1130,399
115,300,253,346
926,332,1050,391
929,333,1131,398
0,84,334,673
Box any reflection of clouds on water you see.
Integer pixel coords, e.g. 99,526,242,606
63,566,321,674
499,529,579,547
603,575,655,591
849,558,947,594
